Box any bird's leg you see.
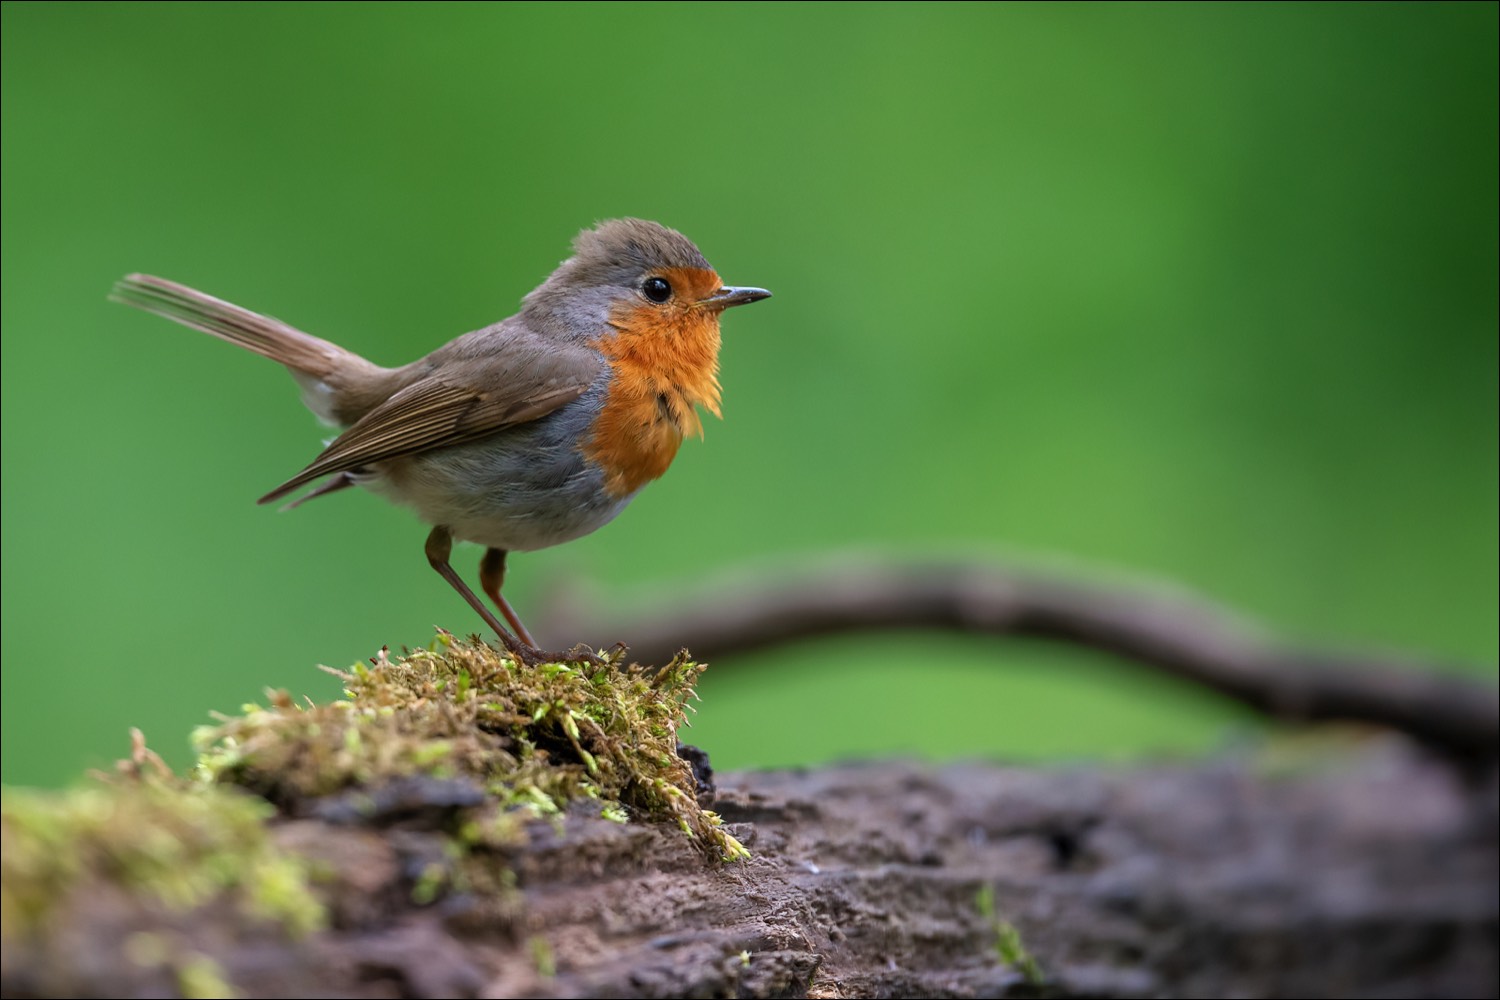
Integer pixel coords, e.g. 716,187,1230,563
425,528,599,666
425,526,532,661
479,546,607,666
479,548,538,648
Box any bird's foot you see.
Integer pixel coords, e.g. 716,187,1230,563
501,640,608,668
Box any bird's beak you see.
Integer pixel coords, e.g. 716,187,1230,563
701,286,772,310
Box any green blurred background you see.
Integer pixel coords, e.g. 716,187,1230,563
3,3,1495,788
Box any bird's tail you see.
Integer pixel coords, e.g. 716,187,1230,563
111,274,388,424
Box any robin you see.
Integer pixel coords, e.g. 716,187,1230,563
111,219,771,663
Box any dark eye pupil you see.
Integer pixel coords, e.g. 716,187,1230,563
643,277,672,303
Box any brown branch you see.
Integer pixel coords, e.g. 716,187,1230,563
536,553,1498,760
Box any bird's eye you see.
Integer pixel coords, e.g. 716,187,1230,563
642,277,672,303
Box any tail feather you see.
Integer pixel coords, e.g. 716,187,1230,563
110,274,362,381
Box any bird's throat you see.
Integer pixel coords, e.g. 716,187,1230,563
583,308,722,499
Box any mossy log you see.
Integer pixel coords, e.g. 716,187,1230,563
2,640,1496,999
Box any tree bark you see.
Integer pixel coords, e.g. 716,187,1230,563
4,740,1495,999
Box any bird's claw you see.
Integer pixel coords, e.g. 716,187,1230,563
503,640,607,668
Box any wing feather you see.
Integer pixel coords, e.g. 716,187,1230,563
259,351,598,504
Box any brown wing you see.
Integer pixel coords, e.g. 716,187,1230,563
258,350,599,504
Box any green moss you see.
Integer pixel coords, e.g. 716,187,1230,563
0,779,324,942
529,934,557,978
975,883,1044,985
2,634,741,971
193,633,747,860
175,952,238,1000
995,920,1044,986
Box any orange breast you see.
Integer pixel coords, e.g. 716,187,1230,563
583,268,724,498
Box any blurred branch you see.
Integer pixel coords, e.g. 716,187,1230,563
538,553,1498,761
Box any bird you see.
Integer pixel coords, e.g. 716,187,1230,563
111,219,770,664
